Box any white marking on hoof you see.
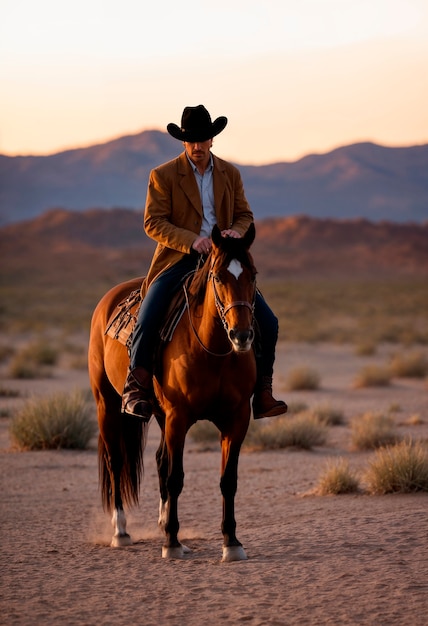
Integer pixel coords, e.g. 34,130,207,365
111,509,132,547
227,259,243,280
181,543,192,554
112,508,127,534
162,544,185,559
111,533,132,548
222,545,248,562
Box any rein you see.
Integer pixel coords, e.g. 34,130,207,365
210,272,255,333
182,266,255,358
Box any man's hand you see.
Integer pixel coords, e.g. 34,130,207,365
192,230,241,254
192,236,212,255
221,229,241,238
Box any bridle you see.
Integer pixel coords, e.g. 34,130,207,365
183,260,256,357
209,269,255,334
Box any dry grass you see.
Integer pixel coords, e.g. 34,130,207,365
311,404,344,426
3,255,427,345
401,414,424,426
316,458,360,495
286,401,309,415
364,440,428,494
351,412,399,450
7,339,60,379
9,390,97,450
261,278,428,345
389,350,428,378
353,364,392,388
284,366,321,391
354,340,378,356
0,386,21,398
188,420,219,444
0,344,15,363
246,411,328,450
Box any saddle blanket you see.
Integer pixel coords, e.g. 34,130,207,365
105,286,187,350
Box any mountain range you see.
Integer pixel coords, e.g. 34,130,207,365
1,208,427,279
0,131,427,225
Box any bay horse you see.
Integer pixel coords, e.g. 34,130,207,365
88,223,257,561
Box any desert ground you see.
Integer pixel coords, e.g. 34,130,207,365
1,340,427,625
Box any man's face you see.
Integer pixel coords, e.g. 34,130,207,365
183,139,213,166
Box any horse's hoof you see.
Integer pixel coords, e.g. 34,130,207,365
222,545,248,562
111,533,132,548
162,544,185,559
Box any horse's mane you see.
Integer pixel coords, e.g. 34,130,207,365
189,237,257,305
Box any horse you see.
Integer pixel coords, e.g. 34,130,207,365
88,223,257,561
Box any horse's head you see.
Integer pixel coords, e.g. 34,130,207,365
209,223,257,352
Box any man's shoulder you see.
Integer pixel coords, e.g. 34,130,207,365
152,152,188,177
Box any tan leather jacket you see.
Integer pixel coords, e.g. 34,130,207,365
141,151,254,294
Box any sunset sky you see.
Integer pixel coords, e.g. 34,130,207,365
1,0,427,164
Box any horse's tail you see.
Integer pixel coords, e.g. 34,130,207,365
98,434,112,512
98,419,149,513
121,417,149,508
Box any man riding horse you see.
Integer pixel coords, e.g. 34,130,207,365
122,104,287,421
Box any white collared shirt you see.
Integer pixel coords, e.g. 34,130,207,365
186,153,216,238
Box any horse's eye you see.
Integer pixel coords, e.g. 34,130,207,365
214,275,222,284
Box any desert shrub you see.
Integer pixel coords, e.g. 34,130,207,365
353,364,391,388
317,458,360,495
285,366,321,391
402,414,424,426
69,354,89,370
351,412,399,450
0,386,21,398
0,344,14,362
311,404,344,426
9,390,97,450
8,354,41,379
364,440,428,494
246,412,327,450
286,400,309,415
21,340,59,366
188,420,219,443
389,351,428,379
8,339,59,379
261,279,428,345
354,340,377,357
388,402,402,414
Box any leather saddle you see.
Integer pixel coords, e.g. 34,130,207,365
105,281,188,352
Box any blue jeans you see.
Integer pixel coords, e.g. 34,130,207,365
130,255,278,377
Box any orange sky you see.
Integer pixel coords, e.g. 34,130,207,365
1,0,427,164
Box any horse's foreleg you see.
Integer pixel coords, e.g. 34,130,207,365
220,437,248,562
156,435,169,529
161,458,184,558
161,425,187,559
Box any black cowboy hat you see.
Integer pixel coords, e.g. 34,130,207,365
167,105,228,142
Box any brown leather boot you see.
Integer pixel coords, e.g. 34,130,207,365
253,376,287,419
121,367,153,421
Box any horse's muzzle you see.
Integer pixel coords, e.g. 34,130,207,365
228,327,255,352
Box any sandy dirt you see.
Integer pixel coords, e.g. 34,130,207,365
1,342,427,625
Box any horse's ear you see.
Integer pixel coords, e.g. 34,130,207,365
211,224,222,246
243,222,256,248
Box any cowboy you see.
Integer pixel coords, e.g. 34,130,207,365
122,105,287,421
